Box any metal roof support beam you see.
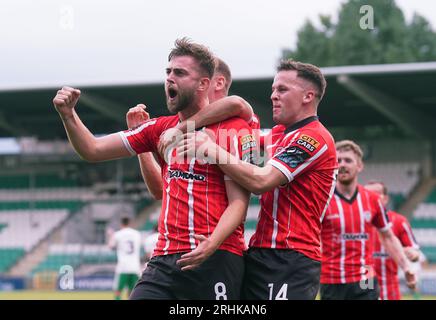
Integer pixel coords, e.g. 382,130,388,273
337,75,434,138
78,92,128,124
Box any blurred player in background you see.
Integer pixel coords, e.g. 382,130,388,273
143,224,159,262
409,250,428,299
320,140,416,300
177,60,337,300
108,216,142,300
365,181,420,300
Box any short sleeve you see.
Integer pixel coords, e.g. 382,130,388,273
397,216,419,248
118,119,161,155
371,198,391,232
268,129,329,183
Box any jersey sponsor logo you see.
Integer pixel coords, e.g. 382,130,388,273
241,134,257,151
296,139,317,152
168,170,206,182
275,146,310,168
241,141,257,151
241,134,255,144
341,233,369,241
300,134,320,148
295,134,320,152
373,252,389,258
241,151,258,164
240,134,258,164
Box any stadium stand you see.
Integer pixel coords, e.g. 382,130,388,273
32,244,117,274
1,61,436,297
0,248,25,273
0,172,88,273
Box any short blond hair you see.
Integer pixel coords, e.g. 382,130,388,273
336,140,363,161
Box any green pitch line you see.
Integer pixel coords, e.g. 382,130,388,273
0,290,435,300
0,290,117,300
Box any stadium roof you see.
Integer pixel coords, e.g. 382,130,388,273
1,61,436,140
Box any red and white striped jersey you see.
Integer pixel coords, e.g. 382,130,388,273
119,115,257,257
320,186,392,284
371,211,419,300
249,116,338,261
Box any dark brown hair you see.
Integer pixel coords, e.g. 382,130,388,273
121,217,130,226
168,37,215,79
277,59,327,102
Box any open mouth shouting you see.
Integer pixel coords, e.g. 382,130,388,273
167,86,178,103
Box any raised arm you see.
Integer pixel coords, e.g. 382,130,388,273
176,179,250,271
177,131,288,195
126,105,163,200
53,86,131,162
177,96,254,132
158,96,255,163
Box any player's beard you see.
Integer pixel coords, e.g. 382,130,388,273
337,170,355,185
166,87,196,114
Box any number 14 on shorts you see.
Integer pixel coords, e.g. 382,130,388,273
268,283,288,300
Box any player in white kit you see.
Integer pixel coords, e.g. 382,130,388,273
108,217,142,300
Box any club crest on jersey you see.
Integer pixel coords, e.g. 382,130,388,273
363,211,372,222
276,146,310,168
296,134,320,152
168,170,206,182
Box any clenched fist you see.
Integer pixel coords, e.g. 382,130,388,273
126,104,150,129
53,86,81,120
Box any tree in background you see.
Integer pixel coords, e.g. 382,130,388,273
283,0,436,66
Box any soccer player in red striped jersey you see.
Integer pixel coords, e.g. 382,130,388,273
177,60,338,300
125,58,260,254
320,140,417,300
365,181,420,300
52,39,258,300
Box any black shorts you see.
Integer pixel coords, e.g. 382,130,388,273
130,249,244,300
242,248,321,300
320,278,380,300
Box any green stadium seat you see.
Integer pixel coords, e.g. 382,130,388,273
421,247,436,263
411,219,436,229
0,248,25,272
249,196,260,205
0,173,78,189
0,200,82,211
425,189,436,203
244,219,258,230
140,221,156,231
